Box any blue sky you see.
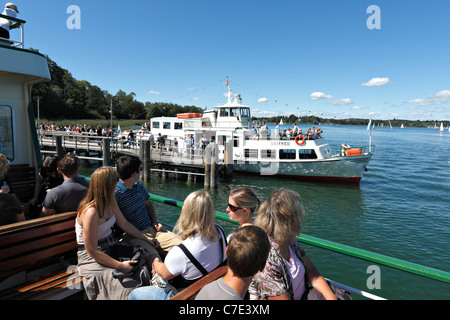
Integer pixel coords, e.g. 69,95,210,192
10,0,450,121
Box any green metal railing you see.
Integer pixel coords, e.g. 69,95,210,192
149,193,450,284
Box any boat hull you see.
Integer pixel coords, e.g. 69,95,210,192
232,154,371,183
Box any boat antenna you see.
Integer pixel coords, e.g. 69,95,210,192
226,76,232,104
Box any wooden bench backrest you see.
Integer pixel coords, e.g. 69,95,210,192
0,212,78,279
7,164,36,203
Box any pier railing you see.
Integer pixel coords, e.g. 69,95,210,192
148,192,450,299
0,14,25,48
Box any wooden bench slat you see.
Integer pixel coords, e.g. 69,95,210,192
1,270,82,300
0,241,77,278
0,212,77,234
170,266,228,300
0,220,75,248
0,231,76,261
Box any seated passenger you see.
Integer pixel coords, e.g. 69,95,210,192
249,188,336,300
115,155,181,264
28,155,64,217
226,187,260,242
0,153,24,225
76,166,157,300
41,154,89,216
128,190,227,300
195,225,270,300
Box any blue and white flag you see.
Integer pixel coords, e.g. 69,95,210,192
117,124,121,133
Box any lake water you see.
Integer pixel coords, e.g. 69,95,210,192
81,124,450,300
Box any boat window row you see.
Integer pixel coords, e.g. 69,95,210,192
152,121,183,130
244,148,317,160
219,107,250,118
0,104,14,161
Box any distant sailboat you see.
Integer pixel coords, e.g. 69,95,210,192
280,118,284,125
440,122,444,132
388,120,392,129
400,124,404,128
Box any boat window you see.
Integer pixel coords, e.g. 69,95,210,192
279,149,296,160
244,149,258,159
233,136,239,147
152,122,160,129
261,149,276,159
220,108,229,117
230,108,239,117
299,149,318,159
240,108,250,118
163,122,171,129
174,122,183,130
0,105,14,161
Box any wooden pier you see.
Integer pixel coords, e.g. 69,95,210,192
38,131,232,187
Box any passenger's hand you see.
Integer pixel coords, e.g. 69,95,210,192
120,260,138,271
0,185,10,193
147,237,160,248
154,222,163,232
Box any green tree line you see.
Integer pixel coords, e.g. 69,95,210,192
254,115,448,128
30,51,447,129
30,52,203,121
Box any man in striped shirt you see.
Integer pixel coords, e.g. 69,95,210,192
115,155,181,262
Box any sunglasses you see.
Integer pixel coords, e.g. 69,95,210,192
227,203,242,212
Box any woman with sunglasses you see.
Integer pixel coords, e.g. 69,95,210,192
226,188,260,228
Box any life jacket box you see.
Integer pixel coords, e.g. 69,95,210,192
346,148,363,156
177,113,203,119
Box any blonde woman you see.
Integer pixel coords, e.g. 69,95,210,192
249,188,336,300
76,166,158,300
129,190,227,300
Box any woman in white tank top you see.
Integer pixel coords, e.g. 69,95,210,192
76,166,159,300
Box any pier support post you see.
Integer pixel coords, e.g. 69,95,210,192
204,144,211,188
210,143,218,188
140,140,151,182
56,136,63,159
225,140,233,176
103,139,111,166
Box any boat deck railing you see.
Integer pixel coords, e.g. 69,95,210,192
0,14,25,48
331,145,375,157
148,192,450,300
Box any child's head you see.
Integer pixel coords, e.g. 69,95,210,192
227,225,270,278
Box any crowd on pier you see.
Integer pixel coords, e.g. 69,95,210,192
252,122,323,140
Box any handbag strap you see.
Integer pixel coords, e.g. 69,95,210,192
177,224,228,277
177,243,209,276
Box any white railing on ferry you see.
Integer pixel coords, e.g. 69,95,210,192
0,14,25,48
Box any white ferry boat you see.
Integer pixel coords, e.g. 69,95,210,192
148,83,374,183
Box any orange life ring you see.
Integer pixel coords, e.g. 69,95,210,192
295,135,305,145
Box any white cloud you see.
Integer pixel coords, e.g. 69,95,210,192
192,97,199,101
408,89,450,106
310,92,334,100
352,105,364,110
187,87,196,91
257,97,269,103
330,98,353,105
361,77,391,87
147,90,161,94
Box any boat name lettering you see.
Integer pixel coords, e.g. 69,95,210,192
270,142,291,146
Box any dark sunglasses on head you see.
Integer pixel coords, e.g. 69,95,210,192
227,203,242,212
